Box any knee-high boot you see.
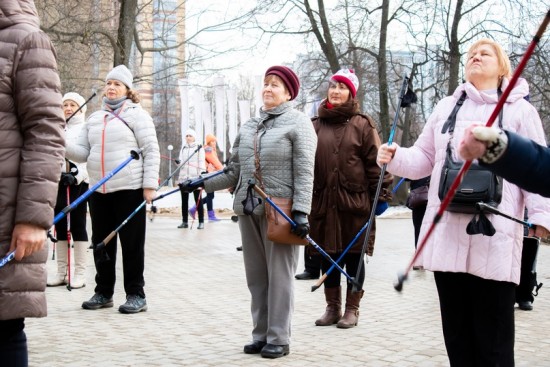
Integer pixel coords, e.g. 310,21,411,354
337,289,364,329
47,241,68,286
71,241,88,289
315,286,342,326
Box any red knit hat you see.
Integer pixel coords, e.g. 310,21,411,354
265,65,300,100
331,69,359,98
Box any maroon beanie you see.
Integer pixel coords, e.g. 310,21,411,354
265,66,300,100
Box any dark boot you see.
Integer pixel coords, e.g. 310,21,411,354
337,289,364,329
516,236,540,310
315,286,342,326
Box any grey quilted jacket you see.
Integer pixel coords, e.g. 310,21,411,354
204,102,317,215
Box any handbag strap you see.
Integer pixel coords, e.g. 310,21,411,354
441,89,504,135
253,129,265,190
442,89,504,157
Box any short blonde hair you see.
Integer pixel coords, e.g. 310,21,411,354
466,39,512,82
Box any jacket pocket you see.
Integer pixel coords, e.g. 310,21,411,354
338,175,369,213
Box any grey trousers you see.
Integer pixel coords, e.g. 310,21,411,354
238,214,300,345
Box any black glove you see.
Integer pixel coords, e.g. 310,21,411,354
60,172,77,186
291,211,309,238
178,179,203,193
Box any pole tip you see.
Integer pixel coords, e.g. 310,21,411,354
394,272,408,292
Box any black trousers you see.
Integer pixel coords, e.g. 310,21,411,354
0,318,27,367
54,182,89,241
411,204,427,248
303,251,321,276
516,236,539,303
180,189,204,222
89,189,146,298
434,271,515,367
322,252,365,290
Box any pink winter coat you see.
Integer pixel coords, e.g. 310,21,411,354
387,78,550,284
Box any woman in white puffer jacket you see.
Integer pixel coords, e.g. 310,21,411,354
48,92,90,289
66,65,160,315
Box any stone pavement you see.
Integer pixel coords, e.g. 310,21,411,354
26,200,550,366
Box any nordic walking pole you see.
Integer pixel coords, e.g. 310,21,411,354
51,229,57,260
351,75,410,293
394,10,550,292
251,182,361,289
311,177,406,292
0,150,141,269
66,185,72,291
476,202,534,228
65,91,96,123
94,166,226,257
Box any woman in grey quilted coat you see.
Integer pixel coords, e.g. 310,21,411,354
202,66,317,359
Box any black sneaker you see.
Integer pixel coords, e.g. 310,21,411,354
118,294,148,314
82,293,113,310
177,222,188,228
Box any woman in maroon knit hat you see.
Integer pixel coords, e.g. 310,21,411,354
199,65,317,359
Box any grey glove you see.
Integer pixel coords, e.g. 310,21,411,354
291,211,309,238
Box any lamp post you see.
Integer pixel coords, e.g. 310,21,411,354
167,145,174,185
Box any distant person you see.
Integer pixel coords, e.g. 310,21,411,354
189,134,223,222
66,65,160,314
309,69,392,329
377,39,550,366
294,251,321,280
405,176,430,248
177,129,205,229
0,1,66,365
48,93,90,289
193,65,316,358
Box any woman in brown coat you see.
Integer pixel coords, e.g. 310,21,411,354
0,1,65,365
309,69,392,328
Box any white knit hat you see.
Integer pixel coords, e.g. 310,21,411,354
105,65,133,89
62,92,87,114
185,129,197,139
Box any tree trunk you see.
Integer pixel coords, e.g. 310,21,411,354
377,0,390,141
114,0,138,67
447,0,464,95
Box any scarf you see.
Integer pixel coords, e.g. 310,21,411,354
317,99,359,124
102,96,127,113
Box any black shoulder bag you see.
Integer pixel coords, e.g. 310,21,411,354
438,91,503,215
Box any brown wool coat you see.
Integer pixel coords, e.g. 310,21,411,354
0,0,65,320
308,110,392,257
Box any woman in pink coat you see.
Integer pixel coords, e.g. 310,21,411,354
377,39,550,366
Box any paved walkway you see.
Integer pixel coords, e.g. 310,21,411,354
26,205,550,366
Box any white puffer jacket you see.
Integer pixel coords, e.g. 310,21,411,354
66,100,160,193
178,141,205,182
65,113,88,184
